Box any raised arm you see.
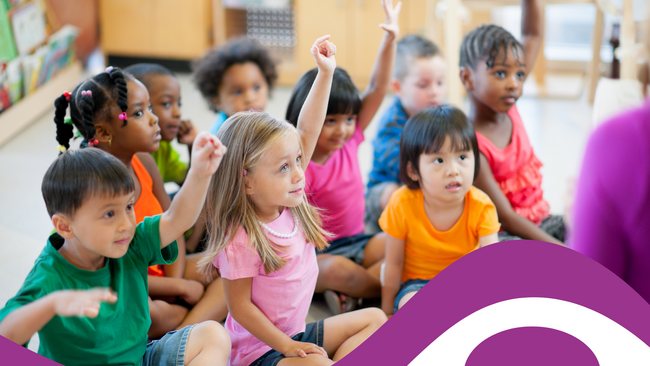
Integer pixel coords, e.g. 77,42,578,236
520,0,544,76
357,0,401,130
296,35,337,169
159,132,227,247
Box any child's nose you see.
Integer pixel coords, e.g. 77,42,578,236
118,213,134,232
172,103,181,118
448,162,460,176
293,165,304,183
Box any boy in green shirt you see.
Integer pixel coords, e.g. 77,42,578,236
0,132,230,366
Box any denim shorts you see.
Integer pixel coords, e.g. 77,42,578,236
143,325,195,366
249,320,325,366
394,279,430,314
318,233,374,264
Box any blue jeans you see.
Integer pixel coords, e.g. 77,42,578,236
250,320,325,366
143,325,195,366
394,279,430,314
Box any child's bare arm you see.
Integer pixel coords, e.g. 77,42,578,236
521,0,544,76
297,35,336,169
159,132,227,247
224,278,328,358
381,234,405,316
479,233,499,247
148,276,205,305
0,289,116,346
358,0,401,131
474,154,562,245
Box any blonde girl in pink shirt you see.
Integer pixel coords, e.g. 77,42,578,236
197,36,386,366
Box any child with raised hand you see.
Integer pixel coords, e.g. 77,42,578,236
48,67,227,339
459,0,565,244
381,106,500,316
0,135,230,366
366,34,446,234
198,35,387,366
192,37,277,134
285,0,400,315
124,63,198,186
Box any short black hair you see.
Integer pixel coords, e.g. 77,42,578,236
395,34,442,80
192,37,277,112
123,63,176,89
459,24,525,70
400,105,480,190
42,148,135,218
285,67,361,127
53,66,134,151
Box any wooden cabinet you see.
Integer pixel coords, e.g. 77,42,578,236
294,0,428,88
99,0,212,60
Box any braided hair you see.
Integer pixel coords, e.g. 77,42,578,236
459,24,524,70
53,67,132,152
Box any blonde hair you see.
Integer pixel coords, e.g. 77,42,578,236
198,111,330,278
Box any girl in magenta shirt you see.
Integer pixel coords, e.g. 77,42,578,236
285,0,401,315
198,36,386,366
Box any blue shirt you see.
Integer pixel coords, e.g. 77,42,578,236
209,111,228,135
367,97,409,190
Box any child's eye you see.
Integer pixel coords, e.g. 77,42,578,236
517,71,526,79
162,102,171,108
133,110,143,118
459,154,467,161
280,164,289,172
253,85,261,91
177,101,182,108
296,155,302,164
126,203,134,212
495,71,506,78
417,83,428,89
325,118,336,124
433,158,443,164
148,105,153,112
233,90,242,96
104,211,115,219
346,117,355,124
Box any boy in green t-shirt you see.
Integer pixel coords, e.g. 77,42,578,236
0,132,230,366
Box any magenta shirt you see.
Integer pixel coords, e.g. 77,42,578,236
305,123,366,241
570,101,650,303
213,208,318,366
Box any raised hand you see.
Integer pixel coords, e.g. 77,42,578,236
283,340,328,358
177,120,198,146
311,35,337,73
379,0,402,39
190,131,228,177
53,288,118,318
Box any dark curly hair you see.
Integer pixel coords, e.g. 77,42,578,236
460,24,524,70
53,67,134,152
192,37,277,112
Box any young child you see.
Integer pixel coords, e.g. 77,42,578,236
124,63,198,186
366,34,446,234
48,67,227,339
0,137,231,365
192,37,277,134
198,35,387,366
285,0,400,315
380,106,500,316
459,0,565,245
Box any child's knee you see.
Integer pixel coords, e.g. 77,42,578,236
320,257,359,285
301,354,334,366
358,308,387,328
191,321,231,351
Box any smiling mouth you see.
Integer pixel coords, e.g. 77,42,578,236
290,187,303,194
446,182,461,189
114,238,130,245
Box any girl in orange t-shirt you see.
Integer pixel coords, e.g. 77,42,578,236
379,106,500,316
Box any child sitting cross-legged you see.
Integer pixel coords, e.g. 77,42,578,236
0,133,230,366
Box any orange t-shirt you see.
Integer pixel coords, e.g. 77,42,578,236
132,155,165,277
379,186,500,282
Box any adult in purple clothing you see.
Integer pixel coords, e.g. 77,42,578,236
569,100,650,303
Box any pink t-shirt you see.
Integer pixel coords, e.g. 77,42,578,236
213,208,318,366
305,123,365,241
475,105,550,225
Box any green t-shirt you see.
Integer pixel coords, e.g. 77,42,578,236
151,140,188,185
0,215,178,366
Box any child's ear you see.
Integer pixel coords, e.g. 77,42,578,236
406,161,419,182
52,214,74,239
94,122,112,144
391,78,402,96
212,96,221,111
460,67,474,91
243,176,254,195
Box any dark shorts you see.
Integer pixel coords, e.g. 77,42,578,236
317,233,374,264
364,182,396,234
143,325,195,366
394,279,430,314
498,214,566,243
249,320,325,366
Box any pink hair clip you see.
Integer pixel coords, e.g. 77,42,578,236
105,66,114,74
63,91,71,101
243,169,248,176
88,138,99,147
81,90,92,97
118,112,127,121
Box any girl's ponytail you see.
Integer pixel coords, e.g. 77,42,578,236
53,93,73,153
107,67,129,125
78,89,96,146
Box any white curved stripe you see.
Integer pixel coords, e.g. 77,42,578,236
409,297,650,365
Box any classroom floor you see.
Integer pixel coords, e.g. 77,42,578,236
0,71,593,351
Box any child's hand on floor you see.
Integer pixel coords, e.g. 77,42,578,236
311,35,337,74
189,131,228,178
180,279,205,305
177,120,198,146
379,0,402,38
282,340,328,358
53,288,117,318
